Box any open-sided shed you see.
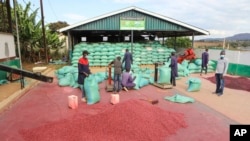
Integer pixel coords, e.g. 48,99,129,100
59,6,209,49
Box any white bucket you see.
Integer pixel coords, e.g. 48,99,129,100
68,95,78,109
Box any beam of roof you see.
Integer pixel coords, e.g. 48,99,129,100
59,6,210,35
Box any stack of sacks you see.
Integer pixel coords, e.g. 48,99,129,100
55,66,79,88
177,63,186,77
92,72,107,83
163,59,189,78
71,42,126,67
188,59,216,74
127,68,155,90
55,66,107,88
70,42,176,67
181,60,190,77
138,68,154,88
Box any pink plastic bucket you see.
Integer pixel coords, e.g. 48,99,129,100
68,95,78,109
110,94,119,105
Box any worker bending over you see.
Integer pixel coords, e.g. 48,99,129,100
121,68,136,91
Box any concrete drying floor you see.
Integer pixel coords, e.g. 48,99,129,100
0,66,249,141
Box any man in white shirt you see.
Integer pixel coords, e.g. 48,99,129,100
214,50,228,96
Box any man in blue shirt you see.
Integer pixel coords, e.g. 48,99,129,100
169,52,178,86
122,49,133,71
200,48,209,75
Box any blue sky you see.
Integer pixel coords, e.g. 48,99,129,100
18,0,250,39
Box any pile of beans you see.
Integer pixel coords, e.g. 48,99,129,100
20,99,187,141
206,76,250,92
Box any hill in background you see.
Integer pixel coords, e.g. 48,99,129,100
197,33,250,41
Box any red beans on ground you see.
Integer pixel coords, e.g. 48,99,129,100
20,99,187,141
206,76,250,92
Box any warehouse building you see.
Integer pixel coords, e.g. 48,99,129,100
59,6,209,50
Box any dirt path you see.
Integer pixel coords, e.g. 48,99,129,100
174,73,250,124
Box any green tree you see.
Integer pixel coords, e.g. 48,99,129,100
11,2,42,61
165,37,191,48
48,21,69,33
229,42,238,48
241,42,248,47
0,0,11,32
11,1,66,62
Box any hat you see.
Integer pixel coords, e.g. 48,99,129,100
82,50,90,55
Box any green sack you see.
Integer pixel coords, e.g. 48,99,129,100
157,66,171,84
84,75,100,105
132,73,141,90
188,63,200,70
0,79,8,85
187,78,201,92
58,73,74,87
164,94,195,103
178,63,184,71
139,77,150,88
149,77,154,84
194,59,202,66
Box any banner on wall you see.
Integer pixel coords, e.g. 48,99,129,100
120,17,145,30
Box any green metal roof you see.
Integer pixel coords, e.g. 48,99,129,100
59,6,209,37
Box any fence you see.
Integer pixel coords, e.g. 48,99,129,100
194,49,250,77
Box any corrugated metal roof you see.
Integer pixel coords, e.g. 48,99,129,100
59,6,209,35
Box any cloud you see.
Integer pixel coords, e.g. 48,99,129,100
112,0,146,4
60,0,249,38
149,0,250,38
63,14,87,24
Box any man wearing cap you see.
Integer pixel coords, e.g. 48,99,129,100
78,50,91,102
214,50,228,96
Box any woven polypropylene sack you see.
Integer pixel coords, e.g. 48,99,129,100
132,73,141,90
84,75,100,105
187,78,201,92
139,77,150,88
164,94,195,103
157,67,171,84
194,59,202,66
58,73,74,87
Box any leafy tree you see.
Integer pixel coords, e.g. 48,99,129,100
48,21,69,33
11,1,66,62
11,2,42,61
229,42,238,48
241,42,248,47
0,0,11,32
165,37,192,48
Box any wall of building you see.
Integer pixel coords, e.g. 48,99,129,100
0,33,16,60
